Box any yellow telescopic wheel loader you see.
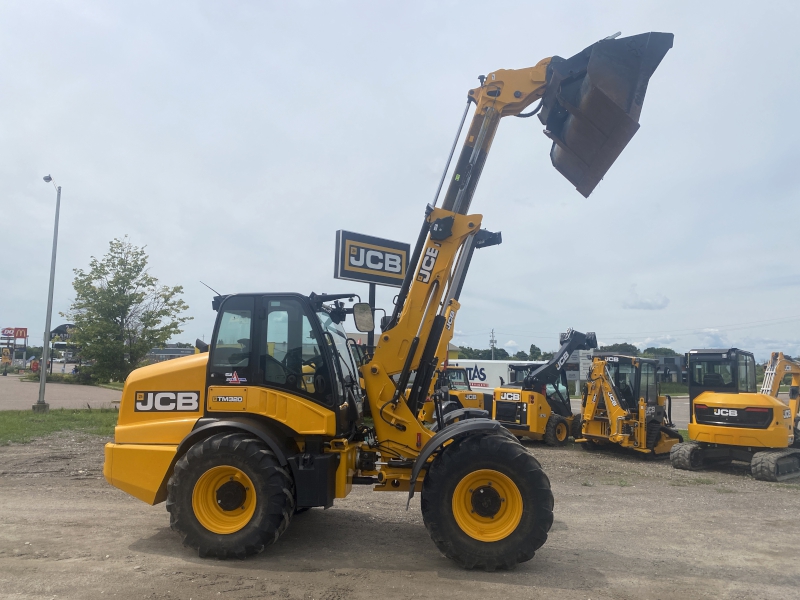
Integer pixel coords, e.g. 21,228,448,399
671,350,800,481
102,32,672,569
577,354,682,454
492,329,596,445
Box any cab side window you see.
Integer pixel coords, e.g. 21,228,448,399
738,354,756,393
212,299,253,369
259,298,332,404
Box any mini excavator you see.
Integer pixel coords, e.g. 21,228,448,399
577,353,682,454
671,349,800,481
102,32,672,569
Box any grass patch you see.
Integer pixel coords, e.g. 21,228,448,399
0,408,118,445
773,482,800,490
715,487,735,494
671,477,715,487
98,382,124,391
678,429,689,441
661,383,688,395
581,481,594,487
603,479,632,487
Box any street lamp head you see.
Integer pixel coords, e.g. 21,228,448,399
43,175,52,183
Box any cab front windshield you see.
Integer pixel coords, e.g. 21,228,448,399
316,311,359,386
445,369,471,391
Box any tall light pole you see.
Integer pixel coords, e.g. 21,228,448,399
34,175,61,412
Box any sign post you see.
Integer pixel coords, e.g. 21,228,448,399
334,231,410,351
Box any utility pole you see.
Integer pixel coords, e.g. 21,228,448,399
35,175,61,413
490,329,497,360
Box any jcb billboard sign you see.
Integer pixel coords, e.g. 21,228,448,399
334,231,409,288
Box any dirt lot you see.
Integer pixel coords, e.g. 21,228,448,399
1,434,798,600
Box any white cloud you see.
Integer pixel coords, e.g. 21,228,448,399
504,340,518,349
622,285,670,311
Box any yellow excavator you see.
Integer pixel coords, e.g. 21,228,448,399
102,32,673,569
577,353,682,454
671,349,800,481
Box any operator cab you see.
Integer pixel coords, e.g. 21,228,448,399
207,292,370,435
442,367,471,391
687,348,756,401
592,354,659,412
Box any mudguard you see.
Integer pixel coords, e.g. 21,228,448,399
406,418,518,507
176,419,290,467
430,408,490,432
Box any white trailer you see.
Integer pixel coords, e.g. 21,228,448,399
448,359,546,391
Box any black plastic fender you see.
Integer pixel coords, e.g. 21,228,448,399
430,408,490,432
176,419,290,467
406,418,518,507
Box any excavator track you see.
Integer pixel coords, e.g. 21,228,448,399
750,449,800,482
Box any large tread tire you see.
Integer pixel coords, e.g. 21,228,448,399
570,413,583,440
670,441,703,471
544,415,569,447
420,434,553,571
166,433,295,558
751,449,800,482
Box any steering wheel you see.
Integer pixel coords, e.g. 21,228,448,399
303,354,324,368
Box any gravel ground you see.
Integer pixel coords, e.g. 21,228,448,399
0,374,120,410
1,433,798,600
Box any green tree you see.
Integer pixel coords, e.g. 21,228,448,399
641,346,680,357
513,350,529,360
599,342,640,356
456,346,510,360
541,351,555,360
529,344,542,360
63,237,191,382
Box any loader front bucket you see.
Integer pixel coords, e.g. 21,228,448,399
539,32,673,197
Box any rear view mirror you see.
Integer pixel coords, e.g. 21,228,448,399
539,32,674,197
352,303,374,333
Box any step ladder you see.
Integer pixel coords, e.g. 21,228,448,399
761,354,778,395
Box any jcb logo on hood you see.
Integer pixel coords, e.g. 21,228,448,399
135,391,199,412
713,408,738,417
499,392,520,401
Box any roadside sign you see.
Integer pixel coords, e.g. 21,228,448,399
31,360,40,372
1,328,27,338
579,350,594,379
334,230,409,288
1,348,10,364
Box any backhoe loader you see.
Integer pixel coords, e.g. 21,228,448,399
102,32,673,569
671,349,800,481
576,354,682,454
491,329,596,445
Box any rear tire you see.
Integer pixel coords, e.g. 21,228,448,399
420,434,553,571
670,441,703,471
166,433,295,558
544,415,569,447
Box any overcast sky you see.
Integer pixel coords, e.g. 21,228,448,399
2,1,799,361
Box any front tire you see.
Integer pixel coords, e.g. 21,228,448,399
166,433,295,558
420,434,553,570
544,415,569,447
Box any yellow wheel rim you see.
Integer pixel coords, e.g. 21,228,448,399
192,465,256,534
452,469,523,542
556,421,568,442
